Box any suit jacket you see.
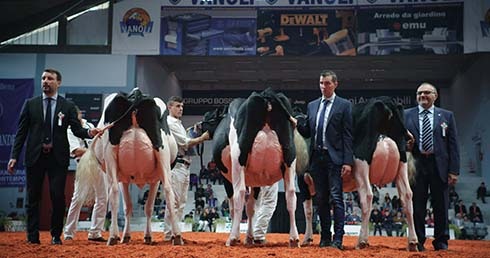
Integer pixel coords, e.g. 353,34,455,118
10,95,90,168
404,106,460,182
298,95,354,166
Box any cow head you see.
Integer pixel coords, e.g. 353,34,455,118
195,106,227,139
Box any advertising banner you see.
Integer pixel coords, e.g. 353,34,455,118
161,9,256,56
357,3,463,55
161,0,356,8
0,79,34,187
112,0,161,54
464,0,490,53
257,9,356,56
182,89,416,115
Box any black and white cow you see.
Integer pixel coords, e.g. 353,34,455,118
211,88,301,247
300,96,418,251
75,89,181,245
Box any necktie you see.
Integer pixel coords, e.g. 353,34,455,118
421,109,433,152
44,98,52,144
315,99,328,149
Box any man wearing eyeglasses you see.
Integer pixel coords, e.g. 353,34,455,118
404,82,460,251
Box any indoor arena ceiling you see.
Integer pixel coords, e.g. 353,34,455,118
0,0,107,42
157,54,471,91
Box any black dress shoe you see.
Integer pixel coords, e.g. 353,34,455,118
88,237,106,242
26,239,40,244
51,237,62,245
331,241,344,250
433,242,448,251
417,243,426,251
319,240,331,248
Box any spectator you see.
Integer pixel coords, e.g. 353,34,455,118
393,211,406,236
454,200,467,216
207,207,220,232
370,208,383,236
382,209,394,237
471,210,484,224
199,165,209,184
452,212,464,239
197,208,210,232
195,184,206,200
207,193,218,208
205,184,214,201
382,194,392,212
391,195,401,212
195,197,205,210
345,211,361,225
469,202,482,221
221,199,230,218
189,173,199,191
462,215,475,240
449,186,459,208
345,193,353,214
477,182,487,204
425,211,435,228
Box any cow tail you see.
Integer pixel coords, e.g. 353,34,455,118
406,151,416,185
75,134,101,205
294,129,309,176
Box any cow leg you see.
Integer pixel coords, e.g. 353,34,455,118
227,164,246,246
159,140,182,245
395,161,418,251
143,182,159,244
302,199,314,246
245,187,256,246
283,161,300,248
106,145,121,246
120,182,132,244
353,159,373,249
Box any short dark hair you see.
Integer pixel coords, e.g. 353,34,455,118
167,96,183,106
319,70,337,82
44,68,62,81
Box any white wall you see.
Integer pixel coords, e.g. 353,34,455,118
451,54,490,183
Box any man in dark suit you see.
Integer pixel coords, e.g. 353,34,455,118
7,68,100,245
404,82,460,251
296,70,353,250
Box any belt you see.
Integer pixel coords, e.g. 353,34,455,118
420,152,434,158
42,143,53,154
175,158,191,166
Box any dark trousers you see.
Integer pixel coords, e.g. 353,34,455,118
26,151,67,241
412,154,449,247
310,150,344,243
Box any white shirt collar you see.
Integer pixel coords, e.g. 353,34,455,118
418,105,434,114
321,93,336,103
42,93,58,101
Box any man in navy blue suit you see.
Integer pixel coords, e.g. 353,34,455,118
7,68,101,245
296,70,353,250
404,82,460,251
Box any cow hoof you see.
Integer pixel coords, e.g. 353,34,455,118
408,242,418,252
245,236,254,246
301,238,313,246
226,238,240,246
289,238,300,248
172,235,183,245
107,236,120,246
144,236,152,245
121,236,131,244
357,241,369,249
254,239,267,246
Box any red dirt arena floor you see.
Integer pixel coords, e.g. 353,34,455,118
0,231,489,258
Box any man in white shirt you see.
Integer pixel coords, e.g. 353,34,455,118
252,182,279,244
164,96,210,240
63,107,107,242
